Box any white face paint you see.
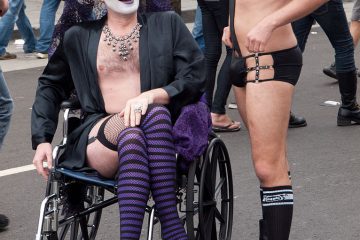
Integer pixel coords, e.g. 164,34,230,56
104,0,139,15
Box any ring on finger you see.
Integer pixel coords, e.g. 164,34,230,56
133,103,143,113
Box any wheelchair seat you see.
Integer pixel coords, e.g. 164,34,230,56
56,167,116,189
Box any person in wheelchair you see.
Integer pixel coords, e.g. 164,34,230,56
31,0,206,239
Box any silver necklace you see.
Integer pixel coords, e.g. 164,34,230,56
102,23,142,61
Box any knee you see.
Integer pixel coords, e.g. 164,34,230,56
145,104,171,122
253,154,288,185
117,127,146,150
0,98,13,118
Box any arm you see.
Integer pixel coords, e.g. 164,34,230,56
0,0,8,16
246,0,329,52
164,13,206,110
122,13,206,127
31,40,74,178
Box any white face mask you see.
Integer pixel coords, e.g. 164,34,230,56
104,0,139,15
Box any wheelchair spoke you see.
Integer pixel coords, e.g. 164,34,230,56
215,177,226,200
59,224,70,240
214,206,225,224
204,207,216,240
78,216,90,240
70,220,80,240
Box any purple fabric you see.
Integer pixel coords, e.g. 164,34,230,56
172,101,211,169
146,0,172,12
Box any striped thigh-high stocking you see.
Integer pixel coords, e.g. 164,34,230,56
140,104,188,240
117,128,150,240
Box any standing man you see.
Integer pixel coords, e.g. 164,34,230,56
35,0,61,59
0,0,12,231
223,0,329,239
0,0,36,60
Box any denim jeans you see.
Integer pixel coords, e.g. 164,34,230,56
198,0,232,114
0,67,13,150
192,6,205,51
36,0,61,53
292,0,356,73
0,0,36,55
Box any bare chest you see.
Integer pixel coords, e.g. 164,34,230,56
97,32,140,75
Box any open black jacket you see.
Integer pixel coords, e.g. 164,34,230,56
31,12,206,170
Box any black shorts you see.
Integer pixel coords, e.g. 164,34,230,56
232,46,303,87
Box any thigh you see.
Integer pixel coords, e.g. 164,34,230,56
233,86,247,126
245,81,294,159
86,117,118,178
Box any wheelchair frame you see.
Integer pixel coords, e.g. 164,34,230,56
35,100,234,240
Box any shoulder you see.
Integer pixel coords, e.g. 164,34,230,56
143,11,183,26
63,18,104,42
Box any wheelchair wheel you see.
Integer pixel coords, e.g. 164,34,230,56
56,184,103,240
41,182,104,240
186,136,234,240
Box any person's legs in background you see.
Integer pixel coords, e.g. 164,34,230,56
0,67,13,150
192,6,205,52
323,0,360,78
0,66,13,230
313,1,360,125
0,0,25,59
15,2,36,53
198,0,240,132
35,0,61,59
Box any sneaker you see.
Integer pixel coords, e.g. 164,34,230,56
228,102,238,109
35,52,48,59
0,214,9,230
0,52,17,60
323,62,337,79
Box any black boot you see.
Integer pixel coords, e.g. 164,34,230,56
0,214,9,230
337,71,360,126
289,112,307,128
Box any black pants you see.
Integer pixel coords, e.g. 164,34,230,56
198,0,232,114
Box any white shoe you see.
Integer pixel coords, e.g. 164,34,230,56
35,52,48,59
228,103,238,109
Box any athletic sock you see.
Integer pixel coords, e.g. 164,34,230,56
117,128,150,240
141,105,188,240
260,185,293,240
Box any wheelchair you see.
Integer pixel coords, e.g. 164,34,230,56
35,99,234,240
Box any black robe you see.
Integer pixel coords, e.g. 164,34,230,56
31,12,206,170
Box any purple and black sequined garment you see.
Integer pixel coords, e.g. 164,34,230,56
49,0,172,56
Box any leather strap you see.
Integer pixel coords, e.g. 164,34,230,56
229,0,241,55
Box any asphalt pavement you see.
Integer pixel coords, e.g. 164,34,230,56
1,2,360,240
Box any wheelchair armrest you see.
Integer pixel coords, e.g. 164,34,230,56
61,98,81,110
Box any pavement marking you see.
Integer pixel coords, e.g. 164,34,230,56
0,164,36,177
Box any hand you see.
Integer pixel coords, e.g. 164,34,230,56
32,143,53,179
245,21,275,53
120,93,154,127
0,0,8,17
222,26,233,48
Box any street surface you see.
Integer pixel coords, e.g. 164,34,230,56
1,2,360,239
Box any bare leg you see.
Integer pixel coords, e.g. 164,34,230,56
245,81,293,187
350,20,360,47
86,117,118,178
